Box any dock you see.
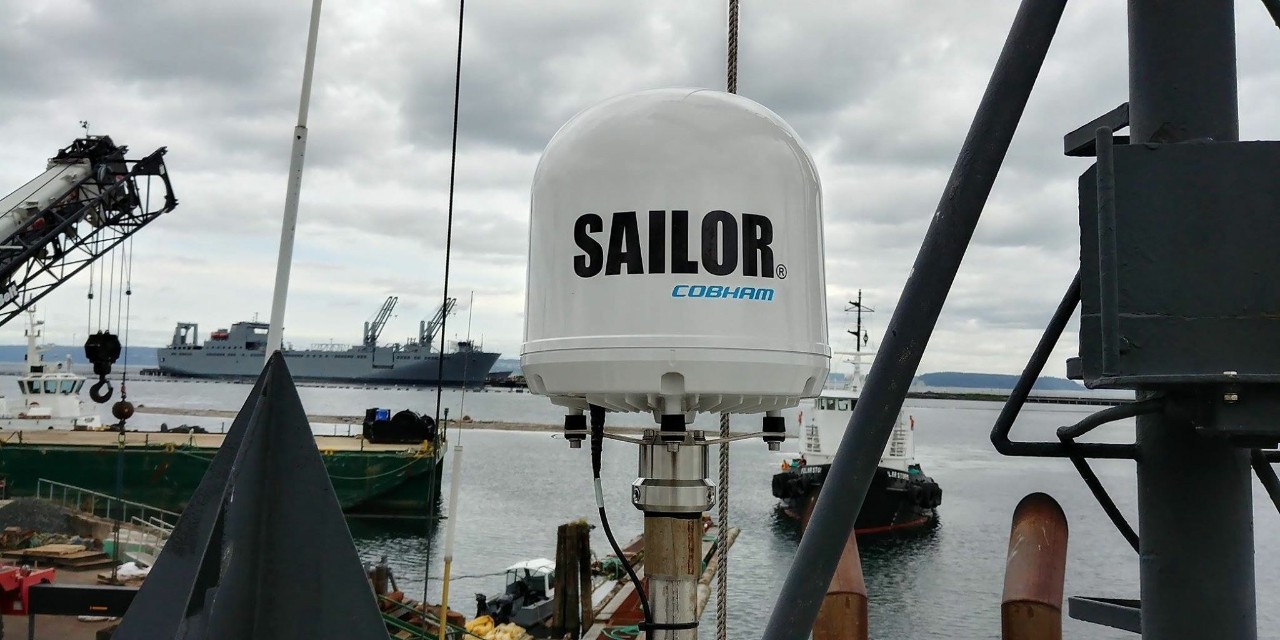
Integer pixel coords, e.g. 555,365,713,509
904,390,1128,407
582,520,740,640
0,428,429,453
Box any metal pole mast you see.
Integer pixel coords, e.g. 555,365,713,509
759,0,1066,636
265,0,324,360
1127,1,1255,637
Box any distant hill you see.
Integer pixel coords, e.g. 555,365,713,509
0,344,158,366
0,348,1081,392
916,371,1082,391
0,346,518,374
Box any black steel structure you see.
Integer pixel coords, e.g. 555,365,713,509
112,354,387,639
765,0,1279,638
0,136,177,328
760,0,1068,637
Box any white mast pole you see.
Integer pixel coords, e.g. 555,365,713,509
265,0,324,361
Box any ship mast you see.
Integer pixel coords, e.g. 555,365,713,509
24,308,42,373
265,0,324,362
844,290,873,392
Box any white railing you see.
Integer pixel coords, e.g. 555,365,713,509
121,515,172,565
35,478,182,530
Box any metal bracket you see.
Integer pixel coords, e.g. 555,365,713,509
1064,103,1130,156
1068,596,1141,634
603,429,772,447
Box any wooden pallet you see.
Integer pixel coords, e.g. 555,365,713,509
3,543,114,568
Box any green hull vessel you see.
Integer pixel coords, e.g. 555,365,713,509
0,431,443,518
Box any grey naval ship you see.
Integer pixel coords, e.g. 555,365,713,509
157,297,499,386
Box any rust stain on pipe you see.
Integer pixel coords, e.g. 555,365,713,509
1002,492,1068,640
802,495,868,640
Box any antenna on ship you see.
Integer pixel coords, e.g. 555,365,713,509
846,290,873,351
844,290,874,390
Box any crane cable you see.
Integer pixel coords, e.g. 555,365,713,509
117,181,144,411
717,4,739,640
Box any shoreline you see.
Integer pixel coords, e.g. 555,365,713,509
132,406,697,436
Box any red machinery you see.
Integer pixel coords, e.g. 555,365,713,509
0,565,56,615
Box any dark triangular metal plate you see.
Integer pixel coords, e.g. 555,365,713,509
114,353,387,639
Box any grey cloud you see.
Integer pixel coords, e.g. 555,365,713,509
2,1,1278,375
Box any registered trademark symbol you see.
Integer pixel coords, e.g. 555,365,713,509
776,264,788,279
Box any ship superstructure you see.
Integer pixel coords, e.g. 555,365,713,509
157,297,498,385
0,308,100,429
772,291,941,533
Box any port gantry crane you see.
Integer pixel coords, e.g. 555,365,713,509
362,296,399,348
417,297,457,351
0,135,177,329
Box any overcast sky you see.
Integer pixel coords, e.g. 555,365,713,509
1,1,1278,376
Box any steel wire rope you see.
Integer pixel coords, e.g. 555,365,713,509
96,235,106,329
86,260,94,335
117,181,144,407
716,4,739,640
105,240,117,333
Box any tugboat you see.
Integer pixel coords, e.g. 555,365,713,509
0,309,100,430
771,291,941,534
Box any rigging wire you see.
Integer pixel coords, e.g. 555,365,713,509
422,0,466,621
86,261,94,335
457,290,474,446
118,181,145,403
106,243,117,332
115,238,127,337
716,4,739,640
96,238,106,329
431,0,466,435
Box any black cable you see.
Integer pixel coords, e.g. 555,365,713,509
431,0,466,430
1251,449,1280,516
1263,0,1280,29
1059,436,1139,551
1056,398,1163,440
423,0,466,618
990,272,1135,459
1053,400,1157,553
589,405,653,630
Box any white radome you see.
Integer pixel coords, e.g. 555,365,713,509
521,88,830,421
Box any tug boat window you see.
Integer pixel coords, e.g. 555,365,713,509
60,380,75,394
74,380,84,393
817,397,854,411
44,380,57,394
26,381,39,394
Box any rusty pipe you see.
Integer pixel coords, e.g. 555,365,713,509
802,496,868,640
1002,493,1068,640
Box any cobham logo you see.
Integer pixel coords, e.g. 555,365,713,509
572,210,782,279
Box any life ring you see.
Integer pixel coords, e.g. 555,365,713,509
164,442,176,454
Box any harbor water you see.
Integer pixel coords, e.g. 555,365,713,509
5,374,1278,639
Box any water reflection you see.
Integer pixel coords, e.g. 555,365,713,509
351,490,442,601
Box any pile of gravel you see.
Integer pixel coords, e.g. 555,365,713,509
0,498,77,535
